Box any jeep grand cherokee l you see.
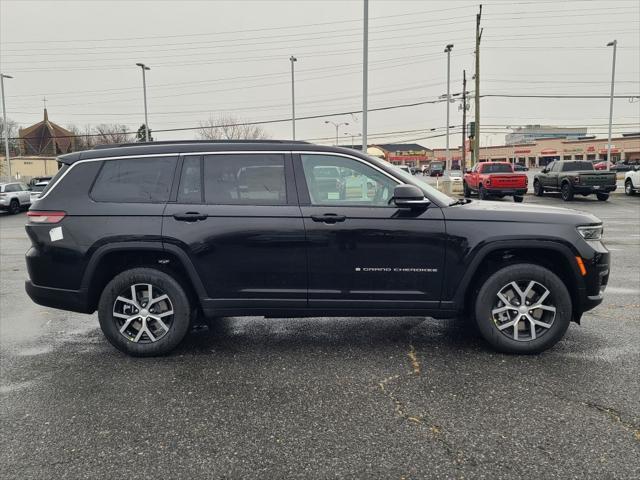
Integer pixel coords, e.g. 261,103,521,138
25,141,610,356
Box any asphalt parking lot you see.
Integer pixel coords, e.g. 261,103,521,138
1,194,639,479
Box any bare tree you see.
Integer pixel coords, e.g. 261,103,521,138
197,114,269,140
0,117,20,156
93,124,133,145
67,124,96,150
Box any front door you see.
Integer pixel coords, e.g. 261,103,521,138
162,152,307,312
295,152,446,311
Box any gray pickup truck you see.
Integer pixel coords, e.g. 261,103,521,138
533,160,617,201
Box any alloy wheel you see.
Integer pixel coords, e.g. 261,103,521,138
112,283,174,343
491,280,556,342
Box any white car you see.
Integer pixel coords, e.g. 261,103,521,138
0,182,32,214
30,181,49,203
448,169,463,182
624,166,640,196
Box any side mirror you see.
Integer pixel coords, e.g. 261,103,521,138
541,167,548,173
392,184,430,209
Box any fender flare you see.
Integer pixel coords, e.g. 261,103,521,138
451,239,585,307
81,240,208,301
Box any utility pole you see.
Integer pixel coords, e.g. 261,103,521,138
462,70,467,172
135,63,151,142
606,40,617,171
362,0,369,153
473,4,482,166
1,73,13,179
290,55,297,140
444,44,453,171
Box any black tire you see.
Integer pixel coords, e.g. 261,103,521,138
625,179,635,196
561,182,574,201
474,263,572,354
8,199,20,215
533,180,544,197
98,267,192,357
513,195,524,203
463,182,471,198
479,185,488,200
596,193,609,201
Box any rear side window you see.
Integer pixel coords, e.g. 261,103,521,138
177,156,202,203
91,156,177,203
203,154,286,205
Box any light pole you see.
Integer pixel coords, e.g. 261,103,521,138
344,132,361,149
135,63,151,142
1,73,13,179
290,55,297,140
606,40,617,171
325,120,349,146
444,44,454,171
362,0,369,153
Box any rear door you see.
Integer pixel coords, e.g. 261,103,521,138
294,152,446,311
162,152,307,312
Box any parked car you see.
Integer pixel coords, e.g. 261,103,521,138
29,176,53,187
29,181,50,203
624,165,640,196
513,163,529,172
534,160,616,201
0,182,32,214
26,140,609,356
463,162,528,202
448,169,463,183
428,161,445,177
593,160,614,171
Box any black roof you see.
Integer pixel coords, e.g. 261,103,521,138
58,140,366,164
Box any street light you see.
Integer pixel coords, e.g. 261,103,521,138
344,132,361,149
444,44,454,171
135,63,151,142
325,120,349,145
290,55,297,140
1,73,13,179
606,40,617,171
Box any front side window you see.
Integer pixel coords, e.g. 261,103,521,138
301,154,397,206
203,154,286,205
91,156,177,203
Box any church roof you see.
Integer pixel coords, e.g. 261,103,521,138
19,109,74,156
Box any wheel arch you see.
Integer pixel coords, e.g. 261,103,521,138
453,240,585,323
82,242,206,313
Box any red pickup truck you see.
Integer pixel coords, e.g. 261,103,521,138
463,162,528,202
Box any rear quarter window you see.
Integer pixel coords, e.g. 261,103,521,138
91,156,178,203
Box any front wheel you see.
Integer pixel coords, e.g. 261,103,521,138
596,193,609,201
561,183,574,201
625,179,635,196
474,263,572,354
513,195,524,203
98,268,192,357
8,199,20,215
479,185,488,200
463,182,471,198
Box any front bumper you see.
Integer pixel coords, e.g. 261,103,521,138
578,249,610,314
25,281,93,314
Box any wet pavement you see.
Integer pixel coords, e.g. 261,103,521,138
1,194,639,479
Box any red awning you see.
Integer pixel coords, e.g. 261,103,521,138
541,149,557,155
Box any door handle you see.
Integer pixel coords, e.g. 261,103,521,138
173,211,207,222
311,213,346,224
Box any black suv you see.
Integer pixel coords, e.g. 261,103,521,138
25,141,610,356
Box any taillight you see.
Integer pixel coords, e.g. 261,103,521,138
27,211,66,224
485,178,491,186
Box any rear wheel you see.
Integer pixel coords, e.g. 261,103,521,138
596,193,609,201
479,185,488,200
561,182,574,201
625,179,635,196
8,199,20,215
98,268,192,357
474,263,572,354
533,180,544,197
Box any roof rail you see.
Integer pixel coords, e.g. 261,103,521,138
92,139,310,150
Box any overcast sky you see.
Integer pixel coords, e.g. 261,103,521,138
1,0,639,148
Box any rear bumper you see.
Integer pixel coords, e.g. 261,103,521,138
486,188,527,196
25,281,93,314
573,185,617,194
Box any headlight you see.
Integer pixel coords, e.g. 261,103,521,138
577,225,603,241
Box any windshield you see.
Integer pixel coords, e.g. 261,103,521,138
482,164,513,173
562,161,594,172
